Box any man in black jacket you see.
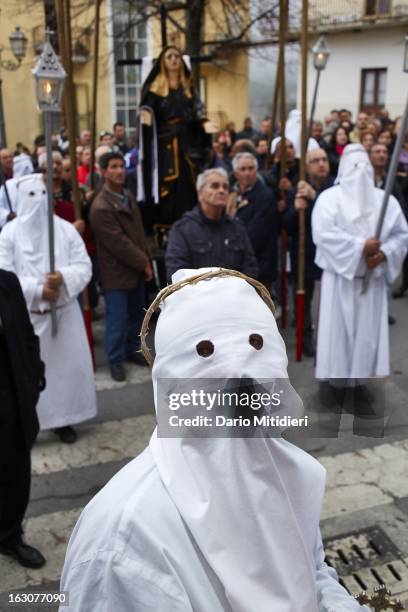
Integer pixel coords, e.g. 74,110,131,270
282,148,334,357
0,269,46,568
263,138,300,205
165,169,258,282
369,143,408,300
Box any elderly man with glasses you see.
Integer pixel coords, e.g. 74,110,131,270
165,168,258,282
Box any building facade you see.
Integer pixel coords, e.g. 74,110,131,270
0,0,249,151
305,0,408,121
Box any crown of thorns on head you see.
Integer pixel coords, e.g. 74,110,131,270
140,268,276,368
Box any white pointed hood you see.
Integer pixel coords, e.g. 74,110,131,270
149,268,325,612
335,144,378,237
14,174,49,275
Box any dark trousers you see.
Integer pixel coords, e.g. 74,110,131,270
291,276,315,337
104,282,145,365
400,255,408,290
88,254,100,310
0,340,31,545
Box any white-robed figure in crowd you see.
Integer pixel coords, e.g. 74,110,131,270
60,268,367,611
0,174,97,443
0,155,34,228
312,144,408,381
271,109,319,157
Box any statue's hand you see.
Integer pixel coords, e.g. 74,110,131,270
140,110,152,126
203,120,219,134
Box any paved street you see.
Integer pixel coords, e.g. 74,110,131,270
1,291,408,610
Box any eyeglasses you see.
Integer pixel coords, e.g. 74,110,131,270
207,182,229,191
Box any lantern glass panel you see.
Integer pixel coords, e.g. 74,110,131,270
314,52,327,70
36,77,64,111
312,35,330,71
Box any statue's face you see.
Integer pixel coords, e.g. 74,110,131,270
164,48,181,73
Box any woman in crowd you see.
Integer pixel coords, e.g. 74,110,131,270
323,126,350,175
378,128,394,154
360,130,376,153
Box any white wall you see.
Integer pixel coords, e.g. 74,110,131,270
304,27,407,122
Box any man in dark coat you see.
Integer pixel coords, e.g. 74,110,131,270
370,143,406,210
236,117,260,143
90,152,153,382
370,143,408,300
228,152,278,287
0,269,46,568
165,168,258,282
282,148,334,356
263,138,300,205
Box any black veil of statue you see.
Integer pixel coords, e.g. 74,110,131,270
138,46,211,232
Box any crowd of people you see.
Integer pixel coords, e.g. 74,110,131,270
0,97,408,596
0,105,406,400
0,109,408,368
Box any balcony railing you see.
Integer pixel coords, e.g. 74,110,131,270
308,0,408,30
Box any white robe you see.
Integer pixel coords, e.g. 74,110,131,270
61,268,368,611
312,188,408,379
60,447,368,612
0,216,97,429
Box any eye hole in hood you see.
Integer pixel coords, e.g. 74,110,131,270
249,333,263,350
196,340,214,358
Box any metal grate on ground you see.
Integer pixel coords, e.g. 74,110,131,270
324,527,408,604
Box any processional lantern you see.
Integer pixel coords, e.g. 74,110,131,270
32,31,66,112
32,31,66,336
312,35,330,72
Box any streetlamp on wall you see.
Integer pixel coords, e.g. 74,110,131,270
309,35,331,136
9,26,28,62
0,25,28,147
32,31,66,336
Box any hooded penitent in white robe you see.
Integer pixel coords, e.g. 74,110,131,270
13,153,34,178
0,174,96,430
312,144,408,380
60,268,367,612
271,109,319,157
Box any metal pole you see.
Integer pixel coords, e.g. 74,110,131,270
55,0,95,364
55,0,81,217
44,111,58,336
160,5,168,48
279,0,287,178
266,47,282,170
362,93,408,293
278,0,288,329
0,78,6,148
89,0,100,191
308,69,321,139
296,0,308,362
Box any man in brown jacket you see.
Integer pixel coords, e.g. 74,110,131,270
90,152,152,381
